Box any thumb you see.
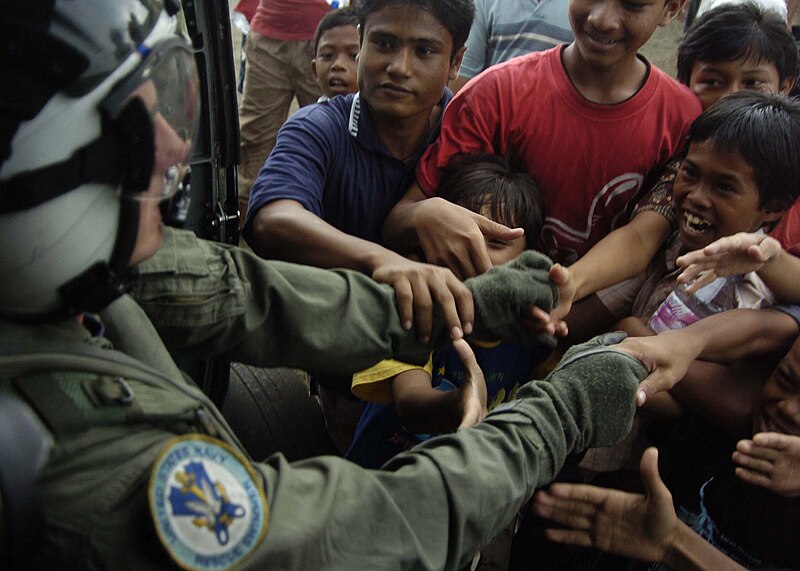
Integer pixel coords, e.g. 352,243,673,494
640,447,667,499
635,370,672,407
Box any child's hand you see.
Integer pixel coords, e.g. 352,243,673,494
676,232,782,294
733,432,800,497
451,339,488,429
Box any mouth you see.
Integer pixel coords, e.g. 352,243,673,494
328,77,351,90
583,29,623,51
378,82,413,96
680,210,714,238
757,410,789,435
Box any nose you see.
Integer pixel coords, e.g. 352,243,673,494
153,112,191,172
587,0,621,31
331,53,349,71
387,47,413,77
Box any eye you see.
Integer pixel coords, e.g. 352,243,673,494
416,45,434,57
743,78,768,90
622,1,647,10
349,51,359,61
678,163,698,181
486,238,508,248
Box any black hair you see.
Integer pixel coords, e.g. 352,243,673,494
438,154,545,250
357,0,475,60
677,2,797,87
687,91,800,212
314,7,360,55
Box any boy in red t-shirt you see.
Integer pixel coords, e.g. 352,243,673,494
383,0,701,273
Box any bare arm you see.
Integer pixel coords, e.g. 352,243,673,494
534,448,747,570
391,339,488,433
251,199,474,341
569,211,672,303
383,183,524,280
615,308,799,406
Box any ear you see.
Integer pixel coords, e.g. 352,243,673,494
448,46,467,82
780,76,796,96
311,58,319,81
659,0,686,26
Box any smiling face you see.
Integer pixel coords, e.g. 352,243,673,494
567,0,681,72
672,140,779,252
312,24,360,99
689,57,789,110
754,337,800,437
357,4,463,123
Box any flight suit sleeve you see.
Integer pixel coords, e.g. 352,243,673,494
248,334,645,570
127,228,558,376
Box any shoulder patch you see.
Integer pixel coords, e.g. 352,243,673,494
149,434,268,570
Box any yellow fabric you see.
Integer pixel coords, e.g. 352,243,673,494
352,356,433,404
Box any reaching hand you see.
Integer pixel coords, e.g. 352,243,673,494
530,263,572,336
677,233,782,294
733,432,800,497
372,252,474,343
613,331,700,406
533,448,679,563
451,339,489,429
415,198,524,280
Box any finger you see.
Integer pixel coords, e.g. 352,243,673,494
736,438,780,461
543,528,594,548
639,448,670,502
410,276,434,343
451,338,485,385
427,277,463,340
636,373,673,407
446,273,474,336
734,466,773,489
731,451,774,474
533,501,595,530
458,403,481,429
391,278,414,332
678,268,716,294
752,431,795,451
476,216,525,241
524,306,556,336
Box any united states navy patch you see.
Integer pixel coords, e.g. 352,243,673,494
149,434,268,570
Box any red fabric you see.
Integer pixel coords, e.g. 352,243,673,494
770,201,800,256
416,46,703,264
234,0,259,22
250,0,331,41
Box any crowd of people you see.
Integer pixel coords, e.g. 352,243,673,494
1,0,799,568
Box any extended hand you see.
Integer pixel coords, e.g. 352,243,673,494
373,253,474,343
677,233,782,294
533,448,678,563
452,339,489,429
415,198,524,279
613,331,699,406
733,432,800,497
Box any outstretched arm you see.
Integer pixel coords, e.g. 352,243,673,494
250,199,474,342
614,307,799,406
677,233,800,304
534,448,747,570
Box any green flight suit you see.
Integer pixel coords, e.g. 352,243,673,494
0,228,645,570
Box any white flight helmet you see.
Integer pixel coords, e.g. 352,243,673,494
0,0,199,321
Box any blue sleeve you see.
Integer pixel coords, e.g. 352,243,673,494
243,105,340,242
772,304,800,327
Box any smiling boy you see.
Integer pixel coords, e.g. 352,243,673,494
383,0,701,275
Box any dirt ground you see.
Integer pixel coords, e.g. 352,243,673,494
640,19,684,78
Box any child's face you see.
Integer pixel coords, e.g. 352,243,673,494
312,25,360,99
689,57,789,110
672,140,780,252
478,204,527,266
567,0,682,71
358,5,464,122
753,337,800,437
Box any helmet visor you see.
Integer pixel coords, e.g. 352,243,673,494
102,36,200,201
